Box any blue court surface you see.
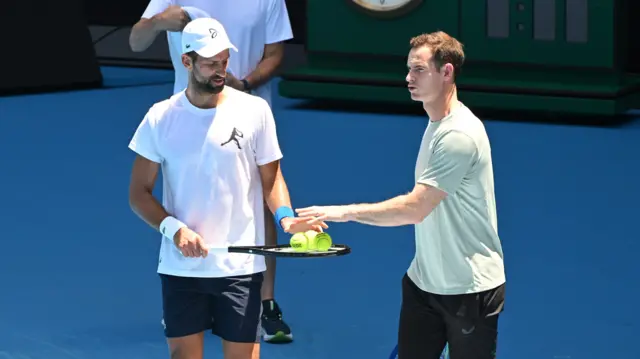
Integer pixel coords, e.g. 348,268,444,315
0,66,638,359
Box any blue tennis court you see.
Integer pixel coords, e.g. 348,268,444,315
0,66,637,359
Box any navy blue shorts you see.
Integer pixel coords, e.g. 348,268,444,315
160,272,264,342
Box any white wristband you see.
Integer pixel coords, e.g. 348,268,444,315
159,216,187,240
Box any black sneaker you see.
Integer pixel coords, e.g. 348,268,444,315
260,299,293,343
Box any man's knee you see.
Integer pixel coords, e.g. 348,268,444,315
169,347,187,359
167,334,204,359
222,341,260,359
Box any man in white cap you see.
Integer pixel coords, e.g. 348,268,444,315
129,1,296,343
127,18,324,359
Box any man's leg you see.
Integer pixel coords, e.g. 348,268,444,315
168,333,206,359
160,274,212,359
211,272,264,359
222,339,260,359
397,274,448,359
260,203,293,343
440,283,505,359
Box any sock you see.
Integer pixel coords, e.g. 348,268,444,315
262,299,278,315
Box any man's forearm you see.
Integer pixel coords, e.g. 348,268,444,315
129,191,171,230
244,51,283,90
129,18,163,52
264,176,293,216
345,194,424,227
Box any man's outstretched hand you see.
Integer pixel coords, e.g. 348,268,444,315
295,205,353,224
280,216,328,234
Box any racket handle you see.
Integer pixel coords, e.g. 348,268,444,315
206,247,231,253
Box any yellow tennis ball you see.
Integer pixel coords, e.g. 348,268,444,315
304,230,319,250
305,230,332,251
290,232,309,252
314,232,333,251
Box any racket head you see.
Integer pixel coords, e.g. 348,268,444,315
228,244,351,257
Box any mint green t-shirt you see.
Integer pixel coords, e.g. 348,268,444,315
407,103,506,295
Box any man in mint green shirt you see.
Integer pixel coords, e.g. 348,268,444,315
297,31,506,359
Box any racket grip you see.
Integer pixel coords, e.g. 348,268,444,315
206,247,230,253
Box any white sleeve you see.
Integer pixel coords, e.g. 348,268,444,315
254,101,283,166
128,111,163,163
141,0,173,19
265,0,294,45
181,6,211,21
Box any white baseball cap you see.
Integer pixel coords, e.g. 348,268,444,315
181,17,238,58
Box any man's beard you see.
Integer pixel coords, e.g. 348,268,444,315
191,72,225,94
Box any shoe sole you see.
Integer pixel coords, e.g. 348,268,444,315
262,330,293,344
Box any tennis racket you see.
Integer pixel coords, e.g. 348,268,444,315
388,344,449,359
207,243,351,258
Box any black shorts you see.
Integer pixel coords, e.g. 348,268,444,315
398,273,505,359
160,272,264,342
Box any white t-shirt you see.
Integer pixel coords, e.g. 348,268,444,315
128,87,283,278
408,103,506,295
141,0,293,107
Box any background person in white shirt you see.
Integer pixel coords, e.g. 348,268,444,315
295,32,506,359
128,0,295,343
127,18,323,359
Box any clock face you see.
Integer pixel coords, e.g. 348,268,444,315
350,0,422,17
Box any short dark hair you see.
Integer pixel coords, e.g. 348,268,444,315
409,31,465,78
185,51,199,63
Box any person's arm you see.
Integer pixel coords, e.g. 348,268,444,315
253,100,326,232
129,155,207,257
299,130,478,227
259,159,327,233
343,184,448,226
252,98,290,226
345,131,478,226
129,155,170,229
127,111,170,229
259,160,292,217
241,43,285,90
129,0,189,52
242,0,293,90
128,111,207,257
